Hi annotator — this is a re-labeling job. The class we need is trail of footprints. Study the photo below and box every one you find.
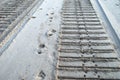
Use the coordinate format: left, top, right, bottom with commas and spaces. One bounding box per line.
56, 0, 120, 80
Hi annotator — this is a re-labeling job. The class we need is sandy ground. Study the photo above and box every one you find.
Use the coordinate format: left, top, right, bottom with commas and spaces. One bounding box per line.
101, 0, 120, 22
0, 0, 120, 80
98, 0, 120, 40
0, 0, 63, 80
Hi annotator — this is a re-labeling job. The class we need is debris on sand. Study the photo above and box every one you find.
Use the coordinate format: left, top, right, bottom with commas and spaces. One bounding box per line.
40, 8, 42, 10
39, 44, 45, 48
31, 16, 36, 18
37, 49, 42, 54
46, 13, 49, 16
38, 70, 46, 79
47, 31, 53, 36
46, 29, 56, 37
49, 17, 53, 19
49, 20, 52, 22
51, 12, 54, 15
35, 70, 46, 80
51, 29, 56, 33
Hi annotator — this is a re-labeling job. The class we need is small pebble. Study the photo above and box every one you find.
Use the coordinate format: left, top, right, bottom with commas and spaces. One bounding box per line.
40, 8, 42, 10
47, 31, 53, 36
52, 29, 56, 33
51, 12, 54, 15
49, 17, 53, 19
37, 49, 42, 54
31, 16, 36, 18
39, 44, 45, 48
